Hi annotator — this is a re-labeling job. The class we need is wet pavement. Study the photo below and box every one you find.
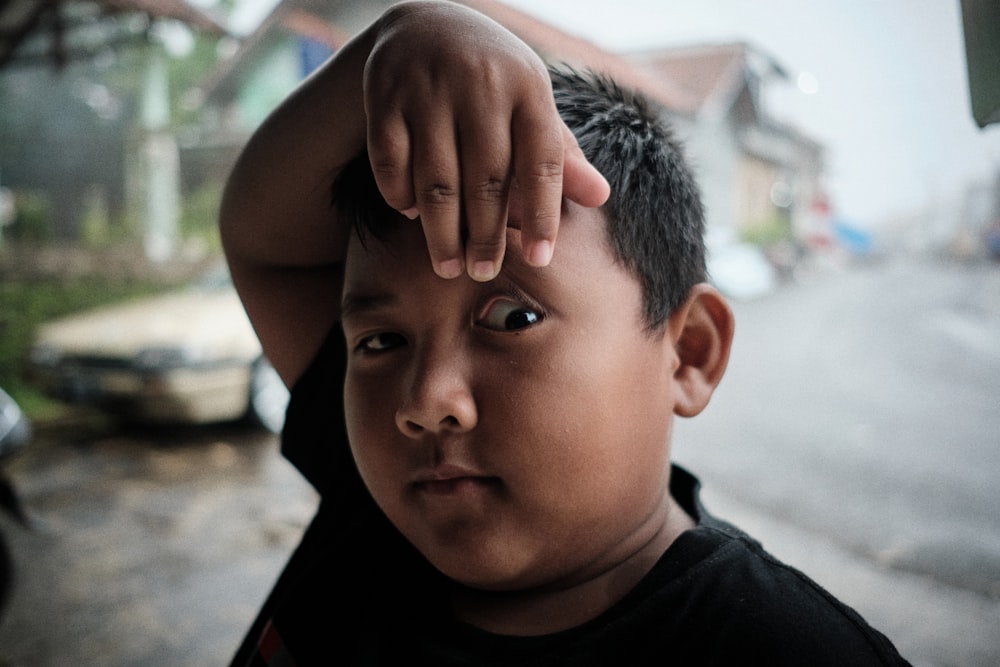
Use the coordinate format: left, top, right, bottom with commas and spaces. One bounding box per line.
0, 414, 318, 666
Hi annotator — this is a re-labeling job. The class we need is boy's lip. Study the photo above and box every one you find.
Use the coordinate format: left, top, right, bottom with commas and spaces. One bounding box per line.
411, 463, 499, 494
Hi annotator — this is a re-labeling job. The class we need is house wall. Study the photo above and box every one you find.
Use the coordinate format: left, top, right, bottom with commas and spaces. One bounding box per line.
675, 112, 742, 246
237, 43, 304, 131
737, 154, 783, 229
740, 123, 823, 240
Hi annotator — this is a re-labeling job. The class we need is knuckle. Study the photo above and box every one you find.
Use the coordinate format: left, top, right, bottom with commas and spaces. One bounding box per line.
530, 160, 563, 182
370, 159, 404, 180
369, 162, 409, 208
465, 233, 504, 255
469, 177, 508, 204
528, 206, 560, 230
420, 182, 459, 207
369, 158, 406, 187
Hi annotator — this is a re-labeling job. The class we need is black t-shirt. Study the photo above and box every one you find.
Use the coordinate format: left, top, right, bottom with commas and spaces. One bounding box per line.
232, 327, 910, 666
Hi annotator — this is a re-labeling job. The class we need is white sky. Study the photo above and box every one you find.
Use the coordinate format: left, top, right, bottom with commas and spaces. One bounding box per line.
502, 0, 1000, 226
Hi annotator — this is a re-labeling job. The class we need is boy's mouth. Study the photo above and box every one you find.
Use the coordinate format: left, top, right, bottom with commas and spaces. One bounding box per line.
411, 464, 500, 496
415, 477, 499, 495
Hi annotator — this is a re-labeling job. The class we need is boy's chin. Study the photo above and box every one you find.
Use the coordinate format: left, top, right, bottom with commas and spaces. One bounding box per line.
426, 550, 551, 594
428, 548, 585, 597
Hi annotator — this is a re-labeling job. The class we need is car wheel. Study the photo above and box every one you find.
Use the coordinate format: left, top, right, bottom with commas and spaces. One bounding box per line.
247, 358, 289, 434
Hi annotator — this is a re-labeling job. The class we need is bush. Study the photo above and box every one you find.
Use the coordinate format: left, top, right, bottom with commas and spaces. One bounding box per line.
0, 277, 169, 418
8, 191, 54, 243
741, 213, 792, 247
179, 182, 223, 251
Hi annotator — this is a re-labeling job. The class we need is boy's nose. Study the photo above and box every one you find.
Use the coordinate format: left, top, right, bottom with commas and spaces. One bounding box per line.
395, 350, 477, 438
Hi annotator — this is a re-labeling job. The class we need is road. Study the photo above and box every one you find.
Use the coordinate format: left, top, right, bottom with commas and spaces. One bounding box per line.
674, 256, 1000, 666
0, 422, 318, 666
0, 256, 997, 666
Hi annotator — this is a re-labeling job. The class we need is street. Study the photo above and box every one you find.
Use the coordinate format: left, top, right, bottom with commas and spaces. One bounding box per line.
0, 422, 318, 666
675, 256, 1000, 665
0, 256, 998, 666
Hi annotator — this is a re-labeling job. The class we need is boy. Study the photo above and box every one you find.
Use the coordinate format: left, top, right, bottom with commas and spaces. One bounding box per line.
221, 2, 909, 664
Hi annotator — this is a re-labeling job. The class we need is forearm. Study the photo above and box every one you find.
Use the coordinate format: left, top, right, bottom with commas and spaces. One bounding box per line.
220, 31, 372, 270
220, 24, 378, 385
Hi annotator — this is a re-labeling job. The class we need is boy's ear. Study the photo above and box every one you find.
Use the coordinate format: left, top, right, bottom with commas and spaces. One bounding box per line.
665, 284, 734, 418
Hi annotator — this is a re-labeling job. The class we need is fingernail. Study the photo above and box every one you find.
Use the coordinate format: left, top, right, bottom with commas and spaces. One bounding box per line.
471, 261, 497, 281
401, 207, 419, 220
528, 240, 553, 266
438, 259, 463, 278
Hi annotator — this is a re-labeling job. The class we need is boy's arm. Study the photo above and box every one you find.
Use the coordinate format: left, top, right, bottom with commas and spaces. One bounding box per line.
220, 1, 608, 386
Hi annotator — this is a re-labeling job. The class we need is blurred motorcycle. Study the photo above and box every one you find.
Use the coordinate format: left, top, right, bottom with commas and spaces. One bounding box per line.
0, 387, 31, 619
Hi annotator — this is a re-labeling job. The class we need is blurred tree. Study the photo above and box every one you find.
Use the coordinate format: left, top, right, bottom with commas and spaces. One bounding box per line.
0, 5, 229, 248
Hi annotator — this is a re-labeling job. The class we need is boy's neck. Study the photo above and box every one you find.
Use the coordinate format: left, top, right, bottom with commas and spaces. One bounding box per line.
449, 497, 695, 637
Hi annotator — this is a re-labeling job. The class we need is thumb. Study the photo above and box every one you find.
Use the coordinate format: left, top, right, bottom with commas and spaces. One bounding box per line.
560, 125, 609, 208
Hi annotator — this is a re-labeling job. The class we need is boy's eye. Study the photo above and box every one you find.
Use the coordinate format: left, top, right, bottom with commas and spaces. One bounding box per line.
357, 332, 406, 352
477, 298, 542, 332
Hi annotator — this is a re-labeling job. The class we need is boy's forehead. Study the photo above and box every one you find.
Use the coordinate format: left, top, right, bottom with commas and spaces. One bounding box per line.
346, 222, 530, 276
342, 202, 618, 298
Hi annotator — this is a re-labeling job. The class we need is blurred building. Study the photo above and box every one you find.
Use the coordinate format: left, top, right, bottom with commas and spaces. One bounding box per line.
193, 0, 826, 254
0, 0, 227, 259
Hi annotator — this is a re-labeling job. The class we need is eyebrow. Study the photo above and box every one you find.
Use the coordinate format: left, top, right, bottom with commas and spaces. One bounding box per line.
340, 290, 399, 321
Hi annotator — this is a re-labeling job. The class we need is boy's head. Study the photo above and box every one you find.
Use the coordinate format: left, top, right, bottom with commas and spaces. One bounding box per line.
334, 69, 732, 620
339, 67, 707, 334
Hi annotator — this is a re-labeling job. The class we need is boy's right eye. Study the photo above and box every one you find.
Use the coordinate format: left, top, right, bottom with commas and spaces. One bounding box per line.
357, 332, 406, 353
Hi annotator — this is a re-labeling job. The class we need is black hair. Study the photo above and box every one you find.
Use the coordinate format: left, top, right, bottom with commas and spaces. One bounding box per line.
334, 67, 706, 330
550, 67, 705, 329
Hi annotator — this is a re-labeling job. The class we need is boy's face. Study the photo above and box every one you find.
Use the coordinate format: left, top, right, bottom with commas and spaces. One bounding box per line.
341, 204, 683, 592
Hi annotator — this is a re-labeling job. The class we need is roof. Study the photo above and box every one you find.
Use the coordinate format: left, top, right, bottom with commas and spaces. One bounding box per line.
0, 0, 227, 69
630, 42, 788, 118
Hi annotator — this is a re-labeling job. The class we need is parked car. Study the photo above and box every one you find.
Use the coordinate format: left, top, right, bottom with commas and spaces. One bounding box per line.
0, 386, 32, 620
707, 242, 778, 301
0, 387, 30, 461
28, 266, 288, 433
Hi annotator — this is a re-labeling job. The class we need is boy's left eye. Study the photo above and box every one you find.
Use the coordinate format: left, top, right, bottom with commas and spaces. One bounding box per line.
477, 298, 542, 332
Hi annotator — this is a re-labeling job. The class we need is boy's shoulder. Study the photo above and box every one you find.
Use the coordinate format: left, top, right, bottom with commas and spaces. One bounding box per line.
546, 466, 912, 665
619, 496, 909, 664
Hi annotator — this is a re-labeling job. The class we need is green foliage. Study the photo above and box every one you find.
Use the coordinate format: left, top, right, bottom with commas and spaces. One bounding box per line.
179, 181, 224, 250
6, 191, 55, 243
80, 186, 112, 248
168, 31, 227, 126
0, 278, 169, 418
741, 213, 793, 247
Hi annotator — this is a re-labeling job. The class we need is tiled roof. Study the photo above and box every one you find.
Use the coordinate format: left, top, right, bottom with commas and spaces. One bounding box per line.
629, 43, 749, 113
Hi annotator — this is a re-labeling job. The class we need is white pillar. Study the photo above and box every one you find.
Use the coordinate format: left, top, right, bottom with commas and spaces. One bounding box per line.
141, 47, 180, 263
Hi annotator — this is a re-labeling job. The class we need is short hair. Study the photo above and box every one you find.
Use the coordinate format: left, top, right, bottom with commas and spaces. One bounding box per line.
334, 67, 706, 330
550, 67, 705, 329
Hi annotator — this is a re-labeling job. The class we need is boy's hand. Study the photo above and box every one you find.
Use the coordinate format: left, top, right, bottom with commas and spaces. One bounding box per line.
364, 1, 609, 281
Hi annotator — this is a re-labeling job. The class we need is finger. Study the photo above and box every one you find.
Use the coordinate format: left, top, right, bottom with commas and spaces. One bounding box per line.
560, 124, 610, 208
461, 125, 512, 281
367, 108, 416, 215
511, 104, 565, 267
410, 123, 465, 279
